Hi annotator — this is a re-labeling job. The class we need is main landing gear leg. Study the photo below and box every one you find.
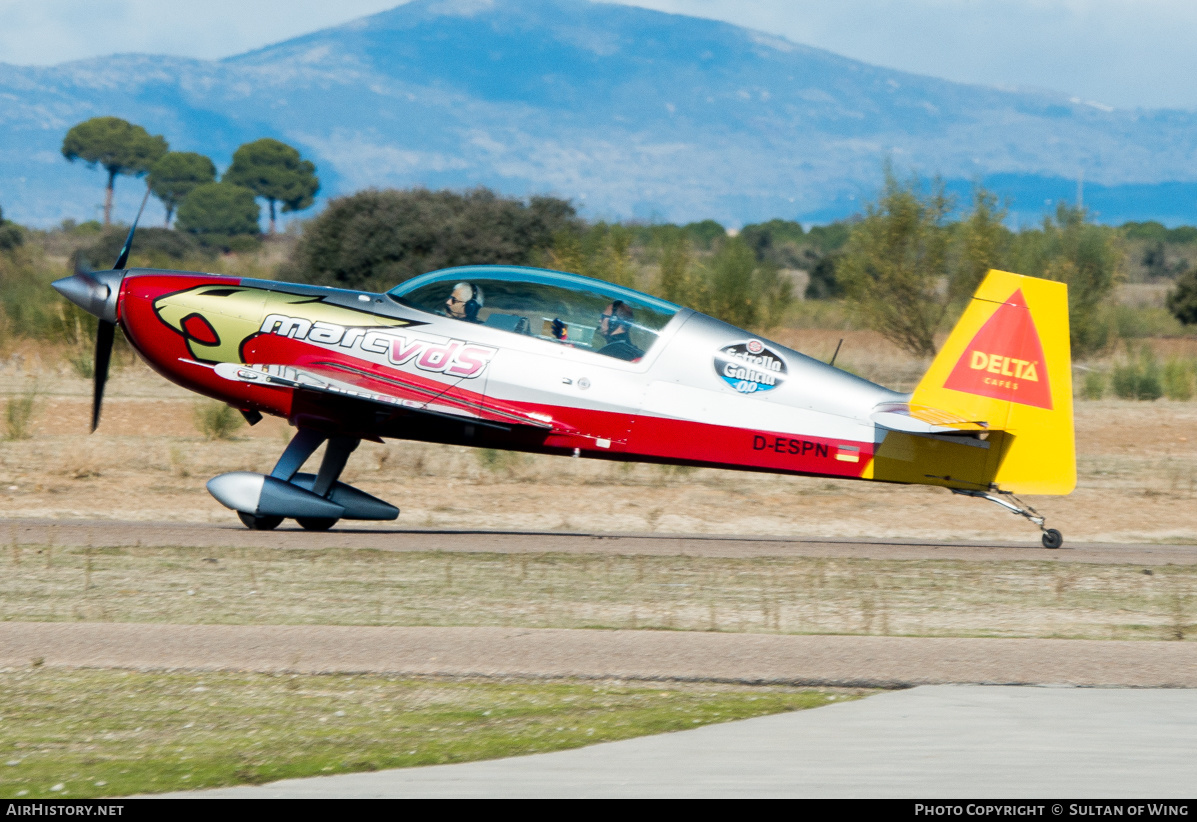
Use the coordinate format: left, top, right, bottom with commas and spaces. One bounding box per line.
295, 436, 360, 531
952, 488, 1063, 549
271, 428, 327, 482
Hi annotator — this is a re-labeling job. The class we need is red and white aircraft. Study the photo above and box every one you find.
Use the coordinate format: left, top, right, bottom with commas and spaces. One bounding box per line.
55, 218, 1076, 546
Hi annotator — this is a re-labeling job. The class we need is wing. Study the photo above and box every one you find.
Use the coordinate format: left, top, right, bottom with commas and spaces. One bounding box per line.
213, 361, 566, 433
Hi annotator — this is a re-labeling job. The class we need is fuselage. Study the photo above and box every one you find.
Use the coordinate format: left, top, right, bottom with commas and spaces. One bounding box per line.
118, 264, 906, 480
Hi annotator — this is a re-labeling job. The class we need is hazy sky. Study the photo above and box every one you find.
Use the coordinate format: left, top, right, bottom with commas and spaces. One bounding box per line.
1, 0, 1195, 110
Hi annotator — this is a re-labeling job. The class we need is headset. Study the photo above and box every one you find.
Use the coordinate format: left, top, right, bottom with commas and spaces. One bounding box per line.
454, 282, 484, 322
605, 299, 632, 336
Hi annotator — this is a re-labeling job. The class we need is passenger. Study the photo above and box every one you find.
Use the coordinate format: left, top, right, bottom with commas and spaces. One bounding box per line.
594, 300, 643, 361
442, 282, 483, 323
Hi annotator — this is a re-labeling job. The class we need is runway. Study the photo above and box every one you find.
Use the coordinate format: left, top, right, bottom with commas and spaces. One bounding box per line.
6, 517, 1197, 564
174, 685, 1197, 798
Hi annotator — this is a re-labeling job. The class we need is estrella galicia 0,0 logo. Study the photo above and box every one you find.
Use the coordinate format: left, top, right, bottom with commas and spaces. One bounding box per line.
714, 340, 787, 393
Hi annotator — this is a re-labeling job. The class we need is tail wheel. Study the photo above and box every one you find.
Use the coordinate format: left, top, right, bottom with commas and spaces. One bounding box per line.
1041, 528, 1063, 549
297, 517, 339, 532
238, 512, 283, 531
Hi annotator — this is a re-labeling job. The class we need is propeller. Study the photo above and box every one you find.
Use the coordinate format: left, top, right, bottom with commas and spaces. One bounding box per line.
53, 187, 151, 431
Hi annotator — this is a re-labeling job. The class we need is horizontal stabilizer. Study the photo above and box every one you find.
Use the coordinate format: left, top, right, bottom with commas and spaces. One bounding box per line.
870, 402, 989, 436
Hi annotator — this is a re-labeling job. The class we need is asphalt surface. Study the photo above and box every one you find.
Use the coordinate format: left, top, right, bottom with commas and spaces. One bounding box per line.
5, 623, 1197, 688
6, 517, 1197, 564
175, 685, 1197, 798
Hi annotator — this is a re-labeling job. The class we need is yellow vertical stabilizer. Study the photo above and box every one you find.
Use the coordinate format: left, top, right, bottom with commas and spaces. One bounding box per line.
908, 269, 1076, 495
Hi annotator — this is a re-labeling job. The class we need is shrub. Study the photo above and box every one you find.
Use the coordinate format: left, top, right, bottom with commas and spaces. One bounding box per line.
193, 401, 244, 440
0, 247, 72, 342
75, 226, 208, 270
475, 447, 528, 476
1114, 304, 1185, 339
1163, 359, 1195, 401
1081, 370, 1106, 400
1110, 347, 1163, 400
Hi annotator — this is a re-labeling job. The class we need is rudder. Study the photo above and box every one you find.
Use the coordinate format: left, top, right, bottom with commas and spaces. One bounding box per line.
911, 269, 1075, 495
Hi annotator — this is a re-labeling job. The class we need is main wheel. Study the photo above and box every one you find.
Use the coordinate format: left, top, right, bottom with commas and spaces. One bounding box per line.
1041, 528, 1063, 549
238, 512, 284, 531
296, 517, 339, 532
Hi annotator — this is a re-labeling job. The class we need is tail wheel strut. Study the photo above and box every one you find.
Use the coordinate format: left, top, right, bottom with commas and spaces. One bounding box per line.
952, 488, 1064, 549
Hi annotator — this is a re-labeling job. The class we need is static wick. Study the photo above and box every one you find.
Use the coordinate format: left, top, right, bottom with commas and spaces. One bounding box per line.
829, 338, 844, 368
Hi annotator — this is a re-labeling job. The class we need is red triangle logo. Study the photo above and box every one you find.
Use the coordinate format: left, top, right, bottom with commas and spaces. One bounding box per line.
943, 290, 1053, 410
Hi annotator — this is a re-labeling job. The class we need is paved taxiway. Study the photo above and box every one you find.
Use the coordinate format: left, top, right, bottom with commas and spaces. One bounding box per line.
174, 685, 1197, 798
7, 518, 1197, 564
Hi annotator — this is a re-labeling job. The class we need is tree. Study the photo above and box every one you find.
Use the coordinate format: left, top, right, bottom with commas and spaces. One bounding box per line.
0, 206, 22, 251
224, 138, 319, 234
583, 223, 635, 288
804, 255, 842, 299
952, 188, 1010, 304
148, 152, 217, 227
1167, 268, 1197, 326
655, 228, 693, 305
740, 219, 806, 267
175, 182, 261, 245
698, 236, 792, 330
681, 220, 726, 250
290, 188, 579, 291
1007, 203, 1123, 357
836, 168, 955, 357
61, 117, 167, 226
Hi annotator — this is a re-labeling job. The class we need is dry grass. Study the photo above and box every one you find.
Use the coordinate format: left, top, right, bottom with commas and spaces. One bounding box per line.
0, 544, 1193, 641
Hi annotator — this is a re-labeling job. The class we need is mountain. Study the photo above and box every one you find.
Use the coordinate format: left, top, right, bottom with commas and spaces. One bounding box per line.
3, 0, 1197, 228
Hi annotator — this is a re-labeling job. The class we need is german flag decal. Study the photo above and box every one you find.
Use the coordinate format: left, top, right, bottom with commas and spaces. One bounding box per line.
943, 289, 1053, 410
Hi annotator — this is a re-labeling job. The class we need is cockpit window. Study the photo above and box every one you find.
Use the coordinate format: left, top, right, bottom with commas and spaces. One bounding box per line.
388, 266, 680, 361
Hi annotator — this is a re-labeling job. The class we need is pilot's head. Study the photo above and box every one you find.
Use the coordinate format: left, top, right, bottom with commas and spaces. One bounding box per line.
445, 282, 483, 321
598, 300, 633, 341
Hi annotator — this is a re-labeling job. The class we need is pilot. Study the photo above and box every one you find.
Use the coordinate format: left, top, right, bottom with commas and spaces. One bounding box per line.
443, 282, 483, 323
595, 300, 643, 361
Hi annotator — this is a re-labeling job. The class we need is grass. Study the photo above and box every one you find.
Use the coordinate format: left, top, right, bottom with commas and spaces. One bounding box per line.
1, 545, 1194, 641
3, 383, 37, 440
0, 668, 849, 798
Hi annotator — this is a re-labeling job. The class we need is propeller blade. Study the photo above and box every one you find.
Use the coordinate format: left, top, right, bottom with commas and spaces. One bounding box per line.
112, 187, 151, 271
92, 319, 115, 432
